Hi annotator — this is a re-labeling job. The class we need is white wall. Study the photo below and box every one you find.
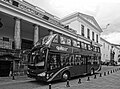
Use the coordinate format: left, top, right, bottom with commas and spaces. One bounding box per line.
100, 38, 111, 62
61, 17, 101, 45
114, 47, 120, 62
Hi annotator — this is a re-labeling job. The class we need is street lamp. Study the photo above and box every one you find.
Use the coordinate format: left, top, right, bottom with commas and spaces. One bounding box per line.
102, 24, 110, 30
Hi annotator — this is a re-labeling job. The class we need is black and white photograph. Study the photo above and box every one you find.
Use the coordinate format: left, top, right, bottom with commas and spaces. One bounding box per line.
0, 0, 120, 89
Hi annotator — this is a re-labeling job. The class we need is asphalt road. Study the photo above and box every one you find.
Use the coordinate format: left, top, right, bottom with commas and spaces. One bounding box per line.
0, 65, 119, 89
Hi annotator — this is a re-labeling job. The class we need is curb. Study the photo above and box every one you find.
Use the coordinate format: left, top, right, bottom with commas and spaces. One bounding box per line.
0, 76, 34, 85
0, 79, 34, 86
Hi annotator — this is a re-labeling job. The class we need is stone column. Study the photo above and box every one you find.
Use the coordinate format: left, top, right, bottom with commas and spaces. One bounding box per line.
33, 24, 39, 46
14, 17, 21, 49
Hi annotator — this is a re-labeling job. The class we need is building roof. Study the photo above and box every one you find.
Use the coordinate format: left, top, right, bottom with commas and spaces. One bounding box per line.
100, 37, 111, 45
60, 12, 103, 33
100, 37, 120, 50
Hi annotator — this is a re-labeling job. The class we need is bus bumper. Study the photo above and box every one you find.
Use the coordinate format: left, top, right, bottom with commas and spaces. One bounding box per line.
27, 73, 47, 81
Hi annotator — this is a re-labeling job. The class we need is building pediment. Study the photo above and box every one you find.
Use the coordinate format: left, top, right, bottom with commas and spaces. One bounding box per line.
61, 12, 102, 32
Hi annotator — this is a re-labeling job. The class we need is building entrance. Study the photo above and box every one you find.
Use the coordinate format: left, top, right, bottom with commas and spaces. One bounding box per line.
21, 39, 33, 50
0, 61, 11, 77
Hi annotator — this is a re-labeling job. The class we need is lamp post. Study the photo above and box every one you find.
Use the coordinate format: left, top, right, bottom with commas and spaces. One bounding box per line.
102, 24, 110, 30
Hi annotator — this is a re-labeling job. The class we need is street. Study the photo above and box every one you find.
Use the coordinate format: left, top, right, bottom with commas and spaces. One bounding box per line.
0, 65, 120, 89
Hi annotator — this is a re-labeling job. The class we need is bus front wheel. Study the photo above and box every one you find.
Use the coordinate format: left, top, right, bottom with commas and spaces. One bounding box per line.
61, 71, 70, 81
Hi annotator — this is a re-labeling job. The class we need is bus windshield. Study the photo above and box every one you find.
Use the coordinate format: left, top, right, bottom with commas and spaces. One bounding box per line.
28, 34, 57, 68
28, 49, 46, 68
42, 34, 56, 45
35, 34, 57, 46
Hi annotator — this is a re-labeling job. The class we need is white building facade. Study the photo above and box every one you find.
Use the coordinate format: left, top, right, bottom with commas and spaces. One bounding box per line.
113, 45, 120, 62
60, 12, 102, 46
100, 37, 120, 63
100, 38, 111, 62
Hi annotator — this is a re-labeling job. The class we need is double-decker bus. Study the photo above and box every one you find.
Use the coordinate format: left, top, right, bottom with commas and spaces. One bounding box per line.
27, 34, 101, 82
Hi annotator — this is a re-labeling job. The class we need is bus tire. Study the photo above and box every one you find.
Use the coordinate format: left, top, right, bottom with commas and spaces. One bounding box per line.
61, 71, 70, 81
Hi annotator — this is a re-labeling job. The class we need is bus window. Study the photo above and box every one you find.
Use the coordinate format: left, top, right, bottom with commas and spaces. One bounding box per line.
74, 55, 81, 65
60, 36, 66, 44
88, 44, 91, 50
77, 42, 80, 48
48, 54, 60, 70
81, 42, 85, 49
70, 55, 74, 65
92, 46, 95, 51
53, 35, 58, 43
66, 38, 71, 46
93, 55, 97, 64
73, 40, 77, 47
60, 54, 69, 66
85, 44, 88, 50
81, 55, 86, 65
87, 56, 91, 65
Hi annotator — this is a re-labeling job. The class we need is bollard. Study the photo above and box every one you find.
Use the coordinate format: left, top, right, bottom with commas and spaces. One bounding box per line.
113, 69, 114, 73
12, 73, 15, 80
104, 72, 106, 76
66, 80, 70, 87
78, 78, 81, 84
87, 76, 90, 81
107, 71, 109, 75
94, 74, 97, 79
111, 70, 112, 73
12, 75, 15, 80
99, 73, 102, 77
49, 84, 51, 89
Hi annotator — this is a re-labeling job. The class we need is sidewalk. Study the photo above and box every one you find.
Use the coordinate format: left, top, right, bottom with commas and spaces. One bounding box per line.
34, 67, 120, 89
0, 75, 33, 85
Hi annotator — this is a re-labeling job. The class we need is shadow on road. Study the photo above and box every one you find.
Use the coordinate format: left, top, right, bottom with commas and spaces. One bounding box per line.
27, 73, 99, 85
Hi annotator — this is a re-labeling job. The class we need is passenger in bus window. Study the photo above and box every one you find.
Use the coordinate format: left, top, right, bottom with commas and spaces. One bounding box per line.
52, 55, 57, 68
49, 55, 56, 70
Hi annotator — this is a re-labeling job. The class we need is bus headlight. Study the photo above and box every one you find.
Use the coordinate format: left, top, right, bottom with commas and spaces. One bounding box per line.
27, 71, 29, 74
37, 72, 46, 76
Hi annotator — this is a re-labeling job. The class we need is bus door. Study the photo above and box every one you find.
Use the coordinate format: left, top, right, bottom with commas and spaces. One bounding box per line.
81, 55, 87, 74
86, 56, 92, 73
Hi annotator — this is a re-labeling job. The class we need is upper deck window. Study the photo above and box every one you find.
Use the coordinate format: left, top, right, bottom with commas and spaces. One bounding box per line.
60, 36, 71, 46
81, 42, 85, 49
88, 44, 91, 50
53, 35, 58, 43
84, 43, 88, 50
60, 36, 66, 44
73, 40, 77, 47
66, 38, 71, 46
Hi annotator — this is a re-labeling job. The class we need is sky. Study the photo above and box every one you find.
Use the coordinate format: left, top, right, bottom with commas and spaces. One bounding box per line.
25, 0, 120, 44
